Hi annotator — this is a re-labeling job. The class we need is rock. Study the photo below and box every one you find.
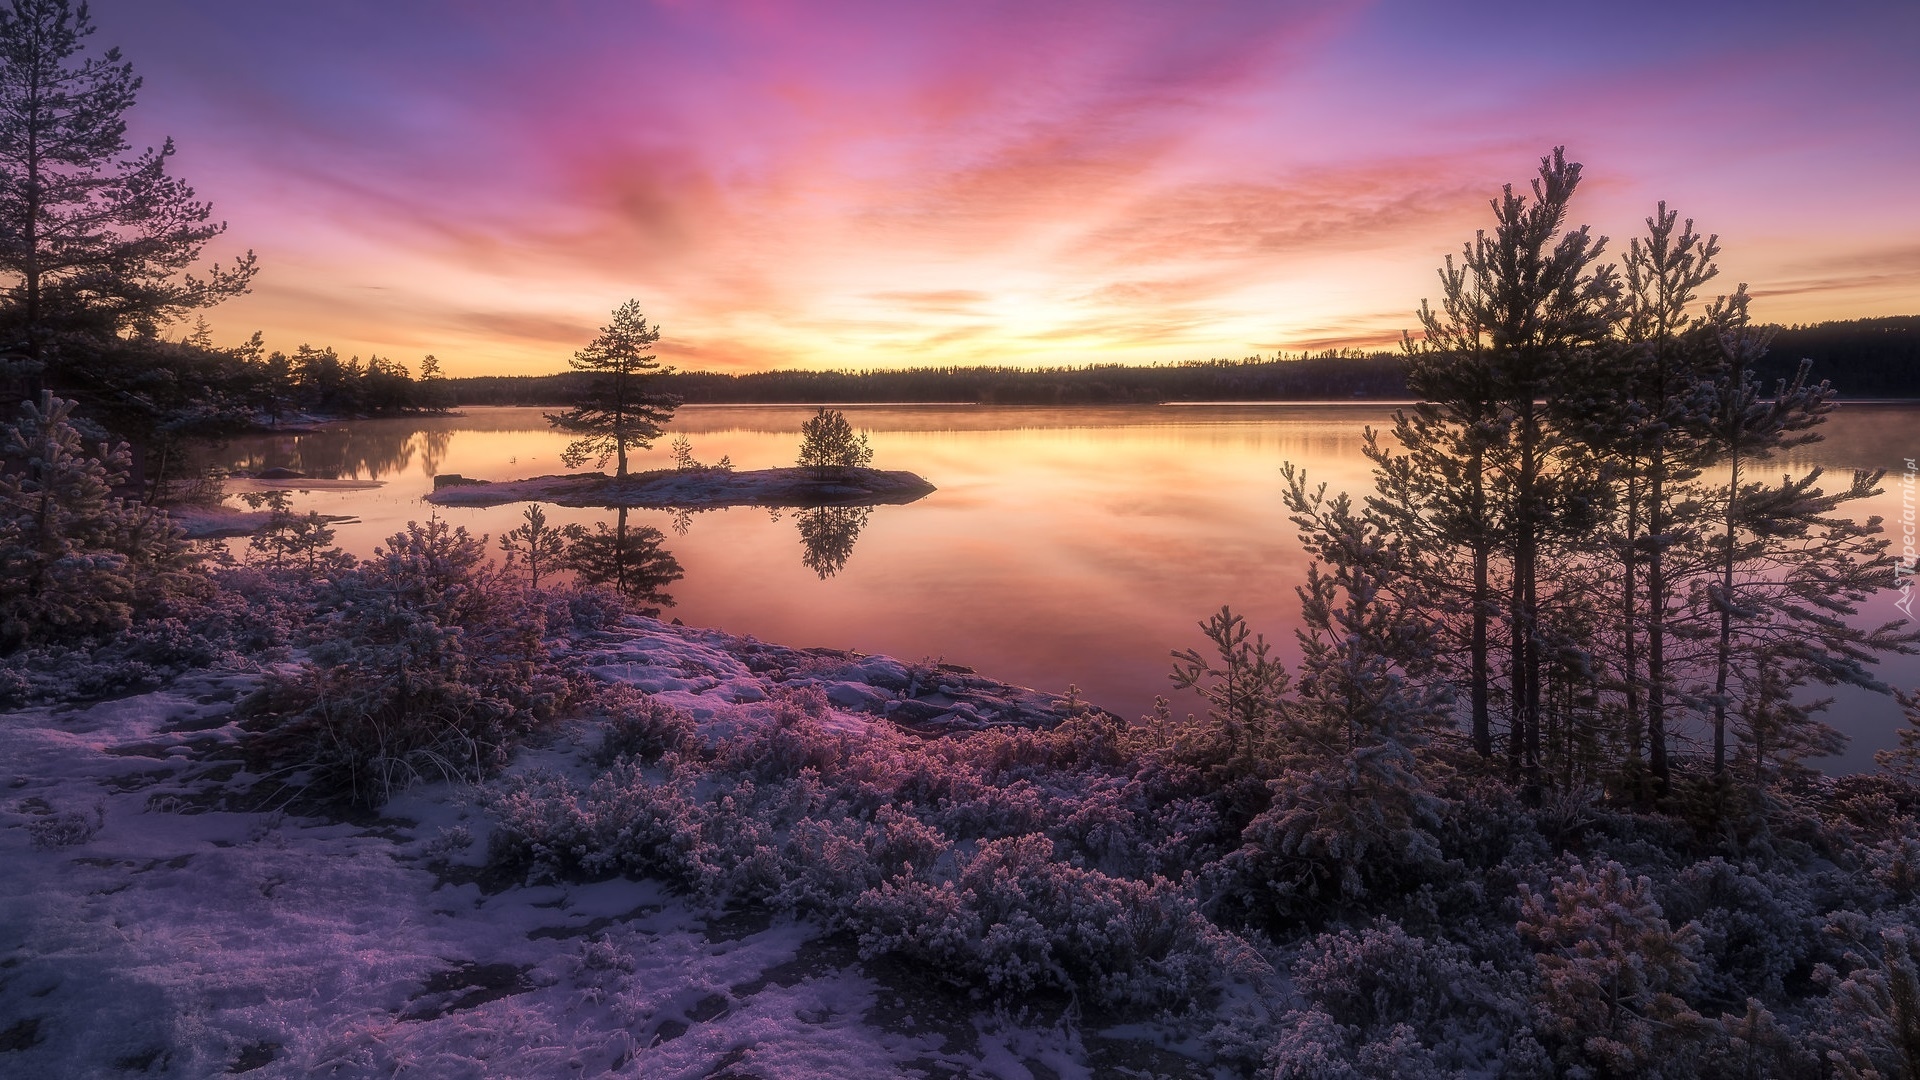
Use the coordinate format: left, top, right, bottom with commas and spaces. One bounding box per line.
434, 473, 487, 489
254, 467, 305, 480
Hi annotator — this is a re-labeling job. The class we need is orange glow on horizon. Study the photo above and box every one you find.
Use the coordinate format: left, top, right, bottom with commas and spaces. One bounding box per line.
90, 1, 1920, 377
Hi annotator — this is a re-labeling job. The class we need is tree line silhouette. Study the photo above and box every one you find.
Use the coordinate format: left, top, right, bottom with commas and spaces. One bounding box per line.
442, 319, 1919, 407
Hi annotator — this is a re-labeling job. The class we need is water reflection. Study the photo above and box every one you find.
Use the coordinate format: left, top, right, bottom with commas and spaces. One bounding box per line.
205, 404, 1920, 774
208, 422, 453, 480
795, 505, 871, 579
561, 507, 684, 613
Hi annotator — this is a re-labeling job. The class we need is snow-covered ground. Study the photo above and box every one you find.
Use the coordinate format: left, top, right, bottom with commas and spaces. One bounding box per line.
0, 619, 1211, 1079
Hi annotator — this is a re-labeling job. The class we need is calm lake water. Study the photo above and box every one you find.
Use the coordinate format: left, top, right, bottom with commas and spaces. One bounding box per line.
213, 403, 1920, 773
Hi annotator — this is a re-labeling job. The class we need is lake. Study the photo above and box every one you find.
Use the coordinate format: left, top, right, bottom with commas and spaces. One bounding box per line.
212, 403, 1920, 773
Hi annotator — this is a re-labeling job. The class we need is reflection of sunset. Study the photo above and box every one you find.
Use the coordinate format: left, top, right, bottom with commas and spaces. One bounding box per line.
97, 2, 1920, 375
213, 403, 1920, 774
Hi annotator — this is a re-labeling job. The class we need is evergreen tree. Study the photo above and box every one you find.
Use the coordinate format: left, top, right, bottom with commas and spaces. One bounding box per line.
0, 0, 254, 370
1377, 148, 1620, 785
1586, 205, 1724, 791
547, 300, 678, 478
1209, 476, 1452, 910
796, 407, 873, 480
1518, 860, 1708, 1076
1170, 605, 1291, 770
497, 502, 567, 589
1695, 291, 1911, 778
0, 391, 183, 649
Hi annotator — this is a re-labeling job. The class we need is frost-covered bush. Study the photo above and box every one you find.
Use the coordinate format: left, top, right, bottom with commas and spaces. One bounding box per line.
1809, 919, 1920, 1079
849, 833, 1230, 1008
26, 801, 104, 850
588, 683, 696, 765
244, 519, 562, 804
1289, 920, 1528, 1053
0, 393, 194, 653
1664, 858, 1820, 1007
1518, 859, 1710, 1078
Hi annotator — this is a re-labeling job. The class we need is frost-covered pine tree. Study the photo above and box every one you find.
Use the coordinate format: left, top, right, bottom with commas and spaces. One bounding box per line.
1518, 859, 1708, 1077
1168, 604, 1290, 769
497, 502, 567, 589
0, 392, 183, 650
1220, 473, 1453, 905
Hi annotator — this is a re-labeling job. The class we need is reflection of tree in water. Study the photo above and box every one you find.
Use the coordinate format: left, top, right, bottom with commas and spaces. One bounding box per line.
207, 423, 454, 480
560, 507, 684, 612
796, 505, 870, 579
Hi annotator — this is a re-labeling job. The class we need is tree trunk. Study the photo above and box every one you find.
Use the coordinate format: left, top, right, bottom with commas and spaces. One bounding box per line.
1470, 445, 1492, 759
1647, 448, 1669, 792
1713, 449, 1741, 777
1622, 464, 1643, 786
1517, 395, 1543, 791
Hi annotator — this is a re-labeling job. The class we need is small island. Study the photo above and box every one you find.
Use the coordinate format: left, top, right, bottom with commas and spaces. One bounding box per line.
425, 465, 937, 509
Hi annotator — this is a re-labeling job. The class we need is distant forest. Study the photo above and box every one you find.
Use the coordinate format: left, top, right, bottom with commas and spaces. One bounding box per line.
447, 316, 1920, 406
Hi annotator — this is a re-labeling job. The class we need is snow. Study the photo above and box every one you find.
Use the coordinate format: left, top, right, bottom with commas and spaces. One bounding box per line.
0, 628, 1198, 1078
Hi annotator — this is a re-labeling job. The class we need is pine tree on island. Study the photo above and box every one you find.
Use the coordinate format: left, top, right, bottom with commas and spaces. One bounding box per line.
796, 407, 872, 481
547, 300, 679, 479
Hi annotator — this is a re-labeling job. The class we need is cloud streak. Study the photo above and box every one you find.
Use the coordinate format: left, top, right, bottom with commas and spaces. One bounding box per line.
83, 0, 1920, 374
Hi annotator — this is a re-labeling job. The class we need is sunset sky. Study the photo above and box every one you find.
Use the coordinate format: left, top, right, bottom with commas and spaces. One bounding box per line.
93, 1, 1920, 377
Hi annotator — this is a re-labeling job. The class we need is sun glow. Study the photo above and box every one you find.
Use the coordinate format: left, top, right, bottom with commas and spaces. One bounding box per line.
90, 0, 1920, 376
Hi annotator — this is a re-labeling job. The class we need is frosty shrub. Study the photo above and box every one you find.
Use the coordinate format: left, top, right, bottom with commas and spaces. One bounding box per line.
1518, 859, 1709, 1077
1290, 920, 1528, 1053
27, 802, 104, 850
1811, 921, 1920, 1079
481, 680, 1267, 1012
244, 519, 561, 804
0, 393, 190, 652
588, 682, 697, 765
849, 832, 1229, 1008
1663, 858, 1819, 1007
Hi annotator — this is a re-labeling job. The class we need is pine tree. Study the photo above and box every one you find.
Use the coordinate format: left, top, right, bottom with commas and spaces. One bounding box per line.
547, 300, 678, 478
1565, 204, 1724, 793
1695, 290, 1913, 778
1250, 472, 1454, 900
796, 407, 872, 480
497, 502, 567, 589
0, 0, 254, 369
0, 391, 182, 649
1380, 148, 1621, 785
1518, 860, 1708, 1076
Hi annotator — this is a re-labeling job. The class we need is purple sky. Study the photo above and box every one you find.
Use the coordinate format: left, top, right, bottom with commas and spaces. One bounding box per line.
87, 0, 1920, 375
